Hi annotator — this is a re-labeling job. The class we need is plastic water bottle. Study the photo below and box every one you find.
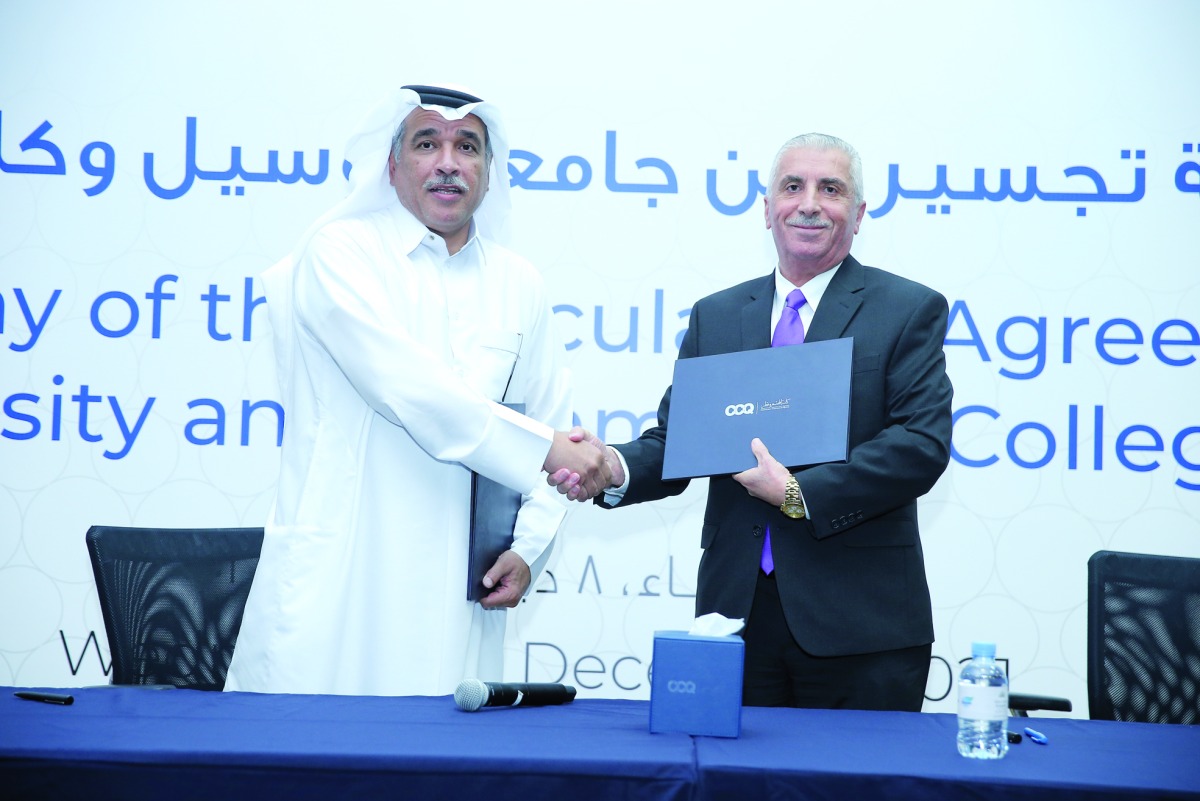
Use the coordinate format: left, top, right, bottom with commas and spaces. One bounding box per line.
956, 641, 1009, 759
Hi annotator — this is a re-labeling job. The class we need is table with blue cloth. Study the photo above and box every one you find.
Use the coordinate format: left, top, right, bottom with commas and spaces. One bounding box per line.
2, 686, 1198, 800
702, 706, 1199, 800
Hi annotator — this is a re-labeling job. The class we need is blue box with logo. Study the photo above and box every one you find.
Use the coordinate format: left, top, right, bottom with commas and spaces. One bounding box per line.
649, 630, 744, 738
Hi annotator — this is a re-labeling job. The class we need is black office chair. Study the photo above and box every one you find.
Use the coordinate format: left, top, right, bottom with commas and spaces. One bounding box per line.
1010, 549, 1200, 723
86, 525, 264, 690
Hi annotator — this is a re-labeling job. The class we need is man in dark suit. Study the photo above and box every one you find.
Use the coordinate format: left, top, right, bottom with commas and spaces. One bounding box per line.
554, 132, 952, 710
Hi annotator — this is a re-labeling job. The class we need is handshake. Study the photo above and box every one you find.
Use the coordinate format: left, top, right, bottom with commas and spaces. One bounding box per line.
542, 429, 790, 508
542, 427, 624, 502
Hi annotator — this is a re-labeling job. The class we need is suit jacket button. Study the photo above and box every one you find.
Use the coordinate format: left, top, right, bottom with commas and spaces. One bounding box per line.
752, 525, 764, 538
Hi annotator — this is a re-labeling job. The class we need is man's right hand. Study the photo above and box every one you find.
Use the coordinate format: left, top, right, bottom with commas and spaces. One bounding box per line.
544, 427, 611, 501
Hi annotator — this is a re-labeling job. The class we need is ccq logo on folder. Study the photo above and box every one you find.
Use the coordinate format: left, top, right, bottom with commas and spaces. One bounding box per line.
661, 337, 853, 480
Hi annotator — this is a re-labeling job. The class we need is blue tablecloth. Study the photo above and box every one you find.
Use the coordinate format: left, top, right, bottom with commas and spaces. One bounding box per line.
3, 686, 1198, 800
698, 706, 1200, 800
1, 687, 694, 801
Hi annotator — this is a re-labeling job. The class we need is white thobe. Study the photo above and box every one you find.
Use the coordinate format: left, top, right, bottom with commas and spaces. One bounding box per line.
225, 203, 570, 696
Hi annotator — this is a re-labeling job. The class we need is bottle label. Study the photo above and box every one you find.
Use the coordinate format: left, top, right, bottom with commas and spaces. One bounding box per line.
957, 682, 1008, 721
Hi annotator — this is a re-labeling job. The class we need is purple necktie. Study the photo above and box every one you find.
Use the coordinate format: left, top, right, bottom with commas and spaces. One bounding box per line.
762, 288, 806, 575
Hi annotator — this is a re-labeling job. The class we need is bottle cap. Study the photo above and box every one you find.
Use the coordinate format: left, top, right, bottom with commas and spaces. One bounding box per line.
970, 641, 997, 658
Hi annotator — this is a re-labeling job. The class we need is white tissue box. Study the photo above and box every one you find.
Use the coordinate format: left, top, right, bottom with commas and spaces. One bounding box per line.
649, 630, 744, 738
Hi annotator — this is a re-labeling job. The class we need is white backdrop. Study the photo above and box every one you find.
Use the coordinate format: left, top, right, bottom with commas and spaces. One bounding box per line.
2, 0, 1198, 716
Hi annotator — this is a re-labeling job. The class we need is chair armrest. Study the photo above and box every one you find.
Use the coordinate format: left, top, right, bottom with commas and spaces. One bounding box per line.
1008, 692, 1073, 716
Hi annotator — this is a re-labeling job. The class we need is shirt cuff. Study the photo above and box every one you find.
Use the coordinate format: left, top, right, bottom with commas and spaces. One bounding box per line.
601, 447, 632, 506
465, 402, 554, 496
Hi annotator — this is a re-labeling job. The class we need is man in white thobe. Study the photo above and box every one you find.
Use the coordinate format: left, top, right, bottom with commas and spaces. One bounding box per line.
225, 84, 607, 696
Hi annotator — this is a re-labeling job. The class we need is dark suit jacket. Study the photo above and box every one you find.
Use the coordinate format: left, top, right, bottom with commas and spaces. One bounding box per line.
605, 255, 953, 657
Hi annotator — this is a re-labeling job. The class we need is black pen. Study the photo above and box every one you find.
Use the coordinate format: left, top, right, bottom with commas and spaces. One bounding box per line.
14, 691, 74, 705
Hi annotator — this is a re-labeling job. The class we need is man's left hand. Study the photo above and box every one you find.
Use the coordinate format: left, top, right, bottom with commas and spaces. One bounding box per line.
733, 437, 791, 506
479, 550, 531, 609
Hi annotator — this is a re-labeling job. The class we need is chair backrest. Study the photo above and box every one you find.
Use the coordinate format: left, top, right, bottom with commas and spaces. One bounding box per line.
86, 525, 264, 690
1088, 550, 1200, 723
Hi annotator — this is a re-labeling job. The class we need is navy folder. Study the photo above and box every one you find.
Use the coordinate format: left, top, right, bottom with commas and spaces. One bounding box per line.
467, 402, 525, 601
661, 338, 853, 480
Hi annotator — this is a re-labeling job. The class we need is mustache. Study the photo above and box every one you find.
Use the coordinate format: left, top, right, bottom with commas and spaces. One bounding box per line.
424, 175, 470, 192
786, 214, 830, 227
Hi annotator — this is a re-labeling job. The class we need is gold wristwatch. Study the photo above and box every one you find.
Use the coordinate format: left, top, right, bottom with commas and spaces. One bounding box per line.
780, 475, 806, 519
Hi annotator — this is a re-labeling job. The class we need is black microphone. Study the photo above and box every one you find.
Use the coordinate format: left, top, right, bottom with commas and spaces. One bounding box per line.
454, 679, 576, 711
